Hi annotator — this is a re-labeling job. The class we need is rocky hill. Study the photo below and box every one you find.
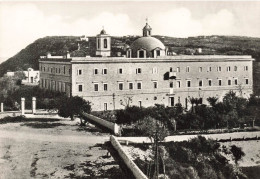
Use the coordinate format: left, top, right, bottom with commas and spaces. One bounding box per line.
0, 35, 260, 77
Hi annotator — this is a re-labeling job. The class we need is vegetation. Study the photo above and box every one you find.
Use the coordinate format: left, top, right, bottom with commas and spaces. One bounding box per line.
134, 136, 247, 179
57, 96, 91, 124
1, 35, 260, 78
115, 91, 260, 136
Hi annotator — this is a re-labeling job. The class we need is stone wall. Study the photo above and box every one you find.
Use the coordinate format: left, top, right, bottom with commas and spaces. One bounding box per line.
81, 112, 120, 135
110, 135, 148, 179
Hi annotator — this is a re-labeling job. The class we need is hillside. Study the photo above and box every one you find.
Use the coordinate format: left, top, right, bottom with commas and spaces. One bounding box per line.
0, 35, 260, 77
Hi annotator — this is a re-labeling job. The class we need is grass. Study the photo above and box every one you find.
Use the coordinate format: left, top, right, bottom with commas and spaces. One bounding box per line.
0, 116, 61, 124
20, 122, 67, 128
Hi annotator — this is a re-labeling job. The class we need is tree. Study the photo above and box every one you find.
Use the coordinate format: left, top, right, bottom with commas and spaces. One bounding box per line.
136, 116, 169, 178
57, 96, 91, 125
230, 145, 245, 165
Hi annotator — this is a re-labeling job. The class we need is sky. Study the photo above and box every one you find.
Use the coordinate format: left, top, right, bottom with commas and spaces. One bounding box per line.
0, 1, 260, 63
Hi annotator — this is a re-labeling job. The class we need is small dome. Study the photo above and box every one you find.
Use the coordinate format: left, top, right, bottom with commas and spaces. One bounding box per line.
130, 36, 165, 52
100, 29, 106, 35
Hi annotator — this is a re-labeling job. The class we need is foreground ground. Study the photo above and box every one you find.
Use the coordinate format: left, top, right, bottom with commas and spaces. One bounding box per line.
0, 115, 125, 178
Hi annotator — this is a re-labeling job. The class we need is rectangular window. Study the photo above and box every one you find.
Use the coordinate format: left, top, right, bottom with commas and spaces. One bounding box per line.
94, 84, 98, 91
59, 68, 61, 74
77, 69, 82, 75
104, 103, 108, 111
138, 101, 142, 108
153, 81, 158, 89
217, 66, 221, 72
235, 79, 238, 85
177, 81, 181, 88
104, 83, 108, 91
186, 66, 190, 72
170, 82, 173, 88
119, 83, 123, 90
78, 84, 83, 92
199, 67, 202, 72
208, 79, 212, 86
227, 66, 231, 72
177, 67, 180, 72
43, 67, 45, 72
245, 79, 249, 85
228, 79, 231, 85
199, 80, 203, 87
187, 80, 191, 87
118, 68, 123, 74
137, 82, 142, 89
136, 68, 142, 74
56, 68, 58, 73
244, 66, 248, 71
129, 82, 133, 90
64, 66, 65, 74
208, 66, 212, 72
152, 67, 158, 74
234, 66, 237, 71
103, 68, 107, 75
94, 69, 98, 75
218, 79, 222, 86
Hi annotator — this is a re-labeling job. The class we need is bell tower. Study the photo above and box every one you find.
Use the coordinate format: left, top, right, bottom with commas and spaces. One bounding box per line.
143, 18, 152, 37
96, 27, 111, 57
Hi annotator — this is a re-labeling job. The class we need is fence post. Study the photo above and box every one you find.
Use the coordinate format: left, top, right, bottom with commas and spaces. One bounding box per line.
32, 97, 36, 114
0, 102, 3, 112
21, 98, 25, 115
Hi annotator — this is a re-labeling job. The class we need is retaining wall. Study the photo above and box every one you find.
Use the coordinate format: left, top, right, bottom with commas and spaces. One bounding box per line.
81, 112, 120, 135
110, 135, 148, 179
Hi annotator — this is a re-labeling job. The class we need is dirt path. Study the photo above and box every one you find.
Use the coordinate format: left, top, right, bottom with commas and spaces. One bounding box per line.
0, 117, 125, 178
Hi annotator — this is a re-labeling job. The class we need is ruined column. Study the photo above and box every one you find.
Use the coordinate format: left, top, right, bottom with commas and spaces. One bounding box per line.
21, 98, 25, 115
1, 102, 3, 112
32, 97, 36, 114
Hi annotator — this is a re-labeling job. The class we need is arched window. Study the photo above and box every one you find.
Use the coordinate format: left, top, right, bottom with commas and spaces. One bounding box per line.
139, 50, 144, 58
104, 39, 107, 48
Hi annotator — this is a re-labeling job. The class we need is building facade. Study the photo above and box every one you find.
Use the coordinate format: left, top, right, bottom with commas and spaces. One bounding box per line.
6, 68, 40, 85
39, 23, 254, 111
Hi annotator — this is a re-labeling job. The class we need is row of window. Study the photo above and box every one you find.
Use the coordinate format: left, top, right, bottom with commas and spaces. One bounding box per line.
170, 65, 248, 73
78, 81, 147, 92
41, 66, 71, 75
172, 78, 249, 88
76, 65, 249, 76
77, 78, 249, 92
41, 79, 67, 92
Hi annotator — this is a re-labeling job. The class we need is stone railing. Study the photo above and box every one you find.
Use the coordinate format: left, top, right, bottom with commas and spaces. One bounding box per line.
110, 135, 148, 179
81, 112, 120, 135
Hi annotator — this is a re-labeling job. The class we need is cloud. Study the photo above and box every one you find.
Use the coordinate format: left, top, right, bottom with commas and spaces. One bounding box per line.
151, 8, 237, 37
202, 9, 237, 36
0, 3, 134, 60
152, 8, 202, 37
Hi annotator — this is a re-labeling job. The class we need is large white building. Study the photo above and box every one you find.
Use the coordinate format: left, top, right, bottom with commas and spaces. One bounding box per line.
39, 22, 254, 111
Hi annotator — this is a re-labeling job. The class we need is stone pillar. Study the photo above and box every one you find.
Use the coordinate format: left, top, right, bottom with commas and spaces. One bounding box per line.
21, 98, 25, 115
32, 97, 36, 114
1, 102, 3, 112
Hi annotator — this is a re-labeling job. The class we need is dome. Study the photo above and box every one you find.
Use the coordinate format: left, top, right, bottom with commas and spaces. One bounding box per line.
130, 36, 165, 52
